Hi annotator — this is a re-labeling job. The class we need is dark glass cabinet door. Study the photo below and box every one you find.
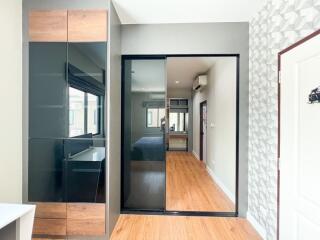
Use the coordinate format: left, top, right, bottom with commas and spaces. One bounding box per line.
29, 43, 68, 202
122, 58, 166, 210
28, 42, 107, 204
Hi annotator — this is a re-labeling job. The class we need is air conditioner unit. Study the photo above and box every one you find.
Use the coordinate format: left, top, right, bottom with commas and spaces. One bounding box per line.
193, 75, 207, 91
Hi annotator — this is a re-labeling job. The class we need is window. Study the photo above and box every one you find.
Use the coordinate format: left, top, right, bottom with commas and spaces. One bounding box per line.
69, 87, 85, 137
69, 87, 100, 137
147, 108, 165, 128
87, 93, 99, 135
169, 112, 188, 132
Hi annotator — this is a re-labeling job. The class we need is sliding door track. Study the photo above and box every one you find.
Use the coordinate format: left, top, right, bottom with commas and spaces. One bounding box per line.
121, 209, 238, 218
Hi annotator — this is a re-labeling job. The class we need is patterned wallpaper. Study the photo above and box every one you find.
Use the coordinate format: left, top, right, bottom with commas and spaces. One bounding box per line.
248, 0, 320, 239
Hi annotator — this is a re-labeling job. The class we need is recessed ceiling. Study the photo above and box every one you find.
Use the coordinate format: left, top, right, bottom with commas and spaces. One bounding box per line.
167, 57, 217, 90
113, 0, 266, 24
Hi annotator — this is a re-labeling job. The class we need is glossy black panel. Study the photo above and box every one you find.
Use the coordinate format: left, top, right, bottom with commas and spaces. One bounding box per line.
28, 138, 64, 202
64, 138, 106, 203
29, 43, 68, 138
28, 42, 107, 204
122, 59, 166, 210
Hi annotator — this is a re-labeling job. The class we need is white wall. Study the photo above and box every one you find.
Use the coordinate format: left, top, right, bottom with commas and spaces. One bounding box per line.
0, 0, 22, 203
248, 1, 320, 239
193, 58, 237, 201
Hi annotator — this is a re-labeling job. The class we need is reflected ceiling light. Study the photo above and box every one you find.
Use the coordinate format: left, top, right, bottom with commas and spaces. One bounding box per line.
175, 81, 180, 84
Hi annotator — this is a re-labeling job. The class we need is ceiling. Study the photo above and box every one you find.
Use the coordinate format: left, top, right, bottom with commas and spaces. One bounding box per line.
167, 57, 217, 90
74, 43, 106, 69
131, 59, 166, 92
113, 0, 266, 24
130, 57, 224, 92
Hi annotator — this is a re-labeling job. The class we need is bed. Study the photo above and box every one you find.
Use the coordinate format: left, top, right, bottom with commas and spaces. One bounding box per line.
132, 136, 165, 161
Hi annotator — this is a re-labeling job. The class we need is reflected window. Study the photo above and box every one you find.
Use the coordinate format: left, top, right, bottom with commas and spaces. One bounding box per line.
147, 108, 165, 128
69, 87, 85, 137
69, 87, 100, 137
169, 112, 188, 132
87, 93, 99, 135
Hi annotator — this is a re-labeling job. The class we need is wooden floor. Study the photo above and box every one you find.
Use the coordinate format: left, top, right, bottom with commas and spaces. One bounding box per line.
166, 151, 234, 212
110, 214, 261, 240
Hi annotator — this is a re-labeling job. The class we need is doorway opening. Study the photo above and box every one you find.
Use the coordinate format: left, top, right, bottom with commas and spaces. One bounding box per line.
121, 54, 239, 217
200, 100, 207, 162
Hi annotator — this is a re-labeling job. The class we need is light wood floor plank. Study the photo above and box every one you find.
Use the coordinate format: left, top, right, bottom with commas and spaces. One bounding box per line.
166, 151, 234, 212
110, 214, 261, 240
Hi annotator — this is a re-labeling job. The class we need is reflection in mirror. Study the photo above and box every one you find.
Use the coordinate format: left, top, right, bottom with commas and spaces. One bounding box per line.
169, 111, 189, 132
65, 42, 106, 204
28, 41, 106, 237
122, 59, 166, 210
166, 57, 237, 213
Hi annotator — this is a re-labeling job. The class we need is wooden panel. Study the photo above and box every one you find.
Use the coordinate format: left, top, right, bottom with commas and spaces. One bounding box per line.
29, 10, 68, 42
67, 203, 106, 236
111, 215, 262, 240
35, 202, 66, 219
68, 10, 107, 42
67, 203, 105, 219
33, 218, 66, 236
166, 151, 235, 212
67, 219, 105, 236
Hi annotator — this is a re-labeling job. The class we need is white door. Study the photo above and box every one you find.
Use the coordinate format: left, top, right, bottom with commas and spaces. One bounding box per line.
280, 32, 320, 240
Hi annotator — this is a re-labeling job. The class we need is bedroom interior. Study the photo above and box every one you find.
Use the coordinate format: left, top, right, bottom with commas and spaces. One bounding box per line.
5, 1, 320, 239
121, 55, 238, 214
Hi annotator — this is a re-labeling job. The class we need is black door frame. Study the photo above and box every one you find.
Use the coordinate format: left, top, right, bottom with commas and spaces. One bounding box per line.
121, 54, 240, 218
200, 100, 207, 161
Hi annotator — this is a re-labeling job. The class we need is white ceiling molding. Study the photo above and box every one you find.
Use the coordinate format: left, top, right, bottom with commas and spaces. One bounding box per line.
112, 0, 267, 24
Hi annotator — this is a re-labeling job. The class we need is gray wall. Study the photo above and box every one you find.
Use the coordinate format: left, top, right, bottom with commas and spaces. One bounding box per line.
23, 0, 107, 9
121, 23, 249, 216
107, 1, 122, 237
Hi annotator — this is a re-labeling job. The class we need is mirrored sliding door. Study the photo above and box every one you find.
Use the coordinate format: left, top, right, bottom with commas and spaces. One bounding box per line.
122, 58, 166, 210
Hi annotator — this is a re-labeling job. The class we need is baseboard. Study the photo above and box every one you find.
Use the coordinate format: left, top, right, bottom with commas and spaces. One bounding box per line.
192, 150, 200, 160
246, 212, 266, 240
206, 166, 235, 204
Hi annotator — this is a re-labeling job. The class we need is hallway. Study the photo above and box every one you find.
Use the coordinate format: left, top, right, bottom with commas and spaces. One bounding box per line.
110, 214, 261, 240
166, 151, 234, 212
